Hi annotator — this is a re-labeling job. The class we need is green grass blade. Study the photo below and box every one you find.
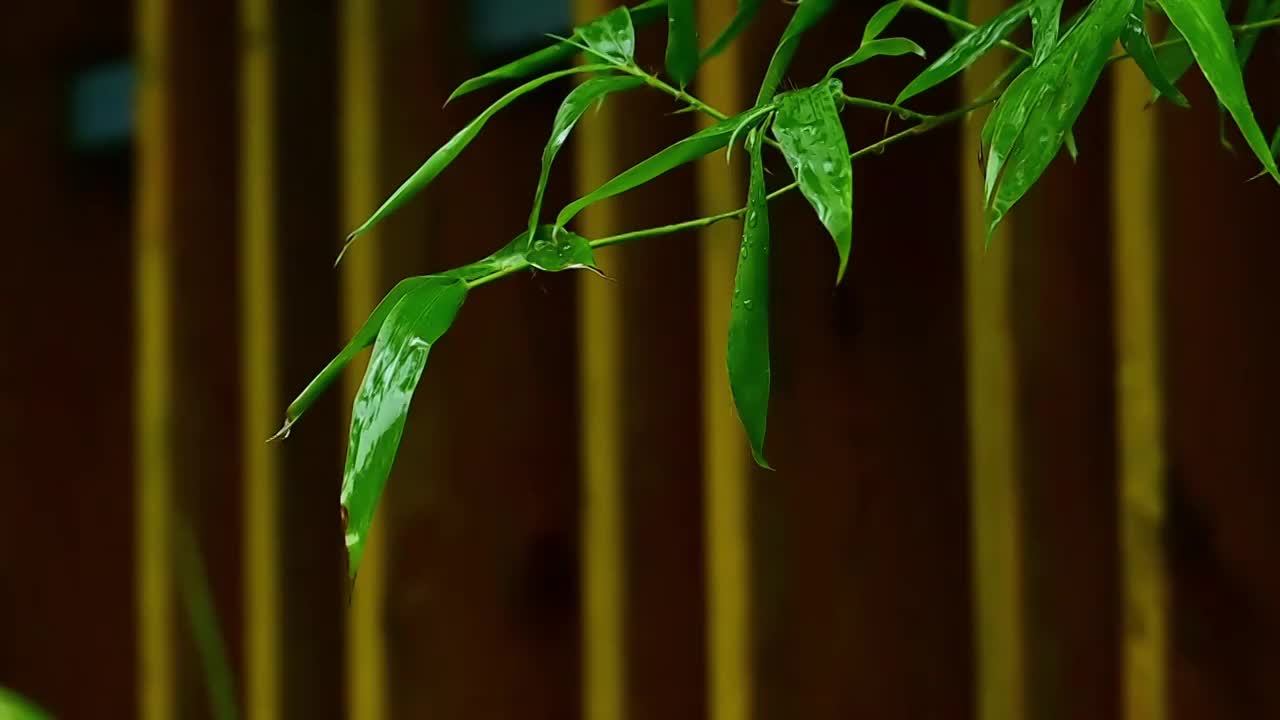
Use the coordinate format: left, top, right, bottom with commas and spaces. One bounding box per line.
1121, 0, 1191, 107
665, 0, 699, 87
895, 0, 1031, 105
342, 278, 468, 579
703, 0, 764, 61
728, 128, 772, 469
756, 0, 836, 106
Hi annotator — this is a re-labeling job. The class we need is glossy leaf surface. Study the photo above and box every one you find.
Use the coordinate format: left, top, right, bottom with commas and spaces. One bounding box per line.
1157, 0, 1280, 180
772, 81, 853, 282
529, 75, 644, 238
0, 689, 49, 720
446, 0, 666, 102
342, 278, 468, 578
1030, 0, 1063, 65
864, 1, 905, 43
728, 129, 772, 468
666, 0, 699, 86
756, 0, 836, 105
983, 0, 1129, 236
343, 64, 611, 257
453, 226, 600, 282
827, 37, 926, 78
703, 0, 764, 61
1150, 0, 1231, 103
557, 115, 740, 227
578, 5, 638, 64
1121, 1, 1191, 107
895, 0, 1030, 105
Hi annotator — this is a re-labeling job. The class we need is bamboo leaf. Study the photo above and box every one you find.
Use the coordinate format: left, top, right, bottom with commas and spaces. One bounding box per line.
446, 0, 667, 102
704, 0, 765, 61
529, 76, 644, 238
666, 0, 699, 87
453, 226, 601, 281
1121, 0, 1191, 107
578, 5, 639, 64
948, 0, 969, 38
984, 0, 1130, 237
895, 0, 1031, 105
0, 689, 49, 720
772, 81, 853, 282
1271, 123, 1280, 158
1150, 0, 1231, 104
1030, 0, 1063, 65
728, 128, 772, 469
1237, 0, 1279, 65
342, 278, 468, 579
827, 37, 926, 78
864, 2, 906, 43
341, 64, 612, 259
557, 114, 742, 227
756, 0, 836, 106
1157, 0, 1280, 180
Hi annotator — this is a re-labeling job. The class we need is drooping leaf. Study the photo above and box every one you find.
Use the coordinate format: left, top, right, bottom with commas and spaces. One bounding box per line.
728, 128, 772, 469
895, 0, 1031, 105
529, 75, 644, 238
272, 276, 443, 440
772, 81, 853, 282
1121, 0, 1191, 107
577, 5, 639, 64
342, 277, 468, 579
1150, 0, 1231, 103
827, 37, 926, 78
557, 114, 742, 227
947, 0, 970, 38
703, 0, 765, 61
446, 0, 667, 102
756, 0, 836, 106
453, 226, 601, 283
341, 64, 612, 258
1157, 0, 1280, 180
983, 0, 1130, 237
864, 2, 906, 43
1030, 0, 1063, 65
666, 0, 699, 86
0, 688, 49, 720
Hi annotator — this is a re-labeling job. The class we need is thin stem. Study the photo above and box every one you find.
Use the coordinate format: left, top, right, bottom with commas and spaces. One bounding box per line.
1107, 16, 1280, 65
840, 94, 933, 121
626, 65, 731, 121
900, 0, 1031, 58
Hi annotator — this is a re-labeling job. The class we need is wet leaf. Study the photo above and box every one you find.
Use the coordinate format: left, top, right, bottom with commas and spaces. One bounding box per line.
1150, 0, 1231, 104
756, 0, 836, 105
1157, 0, 1280, 180
895, 0, 1031, 105
578, 5, 639, 64
864, 2, 905, 43
1030, 0, 1063, 65
342, 64, 612, 258
342, 277, 468, 579
557, 114, 742, 227
983, 0, 1130, 237
450, 226, 600, 283
666, 0, 699, 87
772, 81, 853, 282
1121, 1, 1191, 107
446, 0, 667, 102
529, 75, 644, 238
0, 689, 49, 720
827, 37, 926, 78
704, 0, 765, 61
728, 129, 772, 469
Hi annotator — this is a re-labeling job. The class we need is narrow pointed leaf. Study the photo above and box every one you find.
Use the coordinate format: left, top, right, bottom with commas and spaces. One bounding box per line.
1157, 0, 1280, 181
864, 2, 906, 43
772, 81, 853, 282
273, 276, 441, 439
756, 0, 836, 106
529, 76, 644, 238
827, 37, 926, 78
578, 5, 638, 64
0, 689, 49, 720
728, 129, 772, 469
703, 0, 764, 61
557, 115, 741, 227
451, 226, 601, 283
1030, 0, 1063, 65
343, 64, 611, 256
665, 0, 699, 86
342, 278, 468, 579
983, 0, 1130, 237
1150, 0, 1231, 104
895, 0, 1031, 105
446, 0, 667, 102
1121, 1, 1191, 107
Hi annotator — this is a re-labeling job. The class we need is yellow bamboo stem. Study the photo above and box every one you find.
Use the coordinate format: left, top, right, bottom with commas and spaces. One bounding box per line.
1111, 42, 1168, 720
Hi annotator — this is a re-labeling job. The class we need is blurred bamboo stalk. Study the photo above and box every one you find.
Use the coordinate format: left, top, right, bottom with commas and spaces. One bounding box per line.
963, 0, 1026, 718
574, 2, 628, 719
1111, 40, 1169, 720
696, 1, 752, 719
341, 1, 388, 718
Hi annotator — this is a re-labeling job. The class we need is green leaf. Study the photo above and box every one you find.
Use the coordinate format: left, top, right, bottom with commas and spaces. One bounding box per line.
1271, 123, 1280, 158
0, 688, 50, 720
702, 0, 765, 61
864, 2, 906, 43
827, 37, 926, 78
578, 5, 639, 64
1030, 0, 1063, 65
983, 0, 1130, 237
273, 276, 443, 440
453, 226, 600, 282
1150, 0, 1231, 104
756, 0, 836, 106
1237, 0, 1279, 65
446, 0, 667, 102
557, 114, 742, 227
342, 277, 468, 579
1064, 128, 1079, 162
666, 0, 699, 87
728, 129, 772, 469
947, 0, 970, 38
1121, 0, 1191, 107
529, 76, 644, 238
1157, 0, 1280, 181
895, 0, 1031, 105
341, 64, 612, 259
772, 81, 853, 282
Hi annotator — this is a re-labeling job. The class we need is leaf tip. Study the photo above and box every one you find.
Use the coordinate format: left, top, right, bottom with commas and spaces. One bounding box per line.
267, 416, 295, 443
